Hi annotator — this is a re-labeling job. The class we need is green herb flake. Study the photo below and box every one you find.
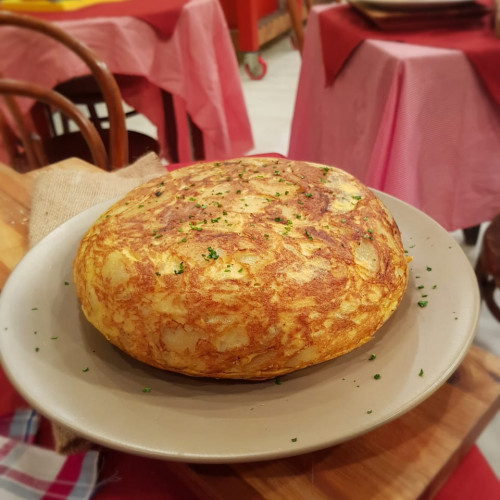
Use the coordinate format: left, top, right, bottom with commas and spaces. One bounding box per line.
64, 281, 69, 286
35, 347, 39, 352
418, 300, 428, 308
373, 374, 381, 380
419, 369, 424, 377
31, 308, 38, 311
50, 336, 58, 340
82, 367, 89, 373
142, 387, 152, 393
174, 262, 185, 275
304, 193, 312, 198
369, 354, 376, 361
417, 285, 424, 290
304, 229, 313, 240
206, 247, 219, 260
426, 266, 432, 272
352, 195, 362, 200
274, 377, 282, 385
291, 437, 297, 442
366, 410, 373, 414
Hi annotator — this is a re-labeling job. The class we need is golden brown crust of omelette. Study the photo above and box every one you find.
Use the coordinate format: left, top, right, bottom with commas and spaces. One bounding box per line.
73, 158, 408, 380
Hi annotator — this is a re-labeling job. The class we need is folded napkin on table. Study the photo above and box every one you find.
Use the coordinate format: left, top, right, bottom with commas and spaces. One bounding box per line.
319, 2, 500, 107
28, 152, 167, 456
0, 408, 99, 499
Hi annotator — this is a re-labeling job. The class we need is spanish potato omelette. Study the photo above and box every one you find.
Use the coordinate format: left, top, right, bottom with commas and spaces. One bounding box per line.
73, 158, 409, 380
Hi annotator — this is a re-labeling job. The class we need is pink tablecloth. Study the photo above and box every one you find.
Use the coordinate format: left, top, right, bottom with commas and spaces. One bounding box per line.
0, 0, 254, 163
289, 4, 500, 232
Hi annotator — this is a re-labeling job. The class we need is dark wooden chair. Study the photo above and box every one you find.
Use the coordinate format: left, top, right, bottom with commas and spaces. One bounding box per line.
475, 215, 500, 322
0, 11, 159, 171
0, 78, 107, 171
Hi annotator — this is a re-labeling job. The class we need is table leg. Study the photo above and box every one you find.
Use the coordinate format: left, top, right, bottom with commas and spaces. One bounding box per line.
162, 90, 205, 164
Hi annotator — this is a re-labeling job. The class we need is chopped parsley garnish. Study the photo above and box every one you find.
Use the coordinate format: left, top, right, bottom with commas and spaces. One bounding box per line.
426, 266, 432, 271
419, 369, 424, 377
352, 195, 362, 200
35, 347, 39, 352
366, 410, 373, 414
369, 354, 376, 361
142, 387, 152, 393
64, 281, 69, 286
373, 374, 381, 380
304, 193, 312, 198
206, 247, 219, 260
418, 301, 428, 308
174, 262, 185, 274
291, 437, 297, 442
274, 377, 282, 385
304, 229, 313, 240
82, 367, 89, 373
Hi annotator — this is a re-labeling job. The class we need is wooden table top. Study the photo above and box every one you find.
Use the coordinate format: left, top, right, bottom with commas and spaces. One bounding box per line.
0, 159, 499, 499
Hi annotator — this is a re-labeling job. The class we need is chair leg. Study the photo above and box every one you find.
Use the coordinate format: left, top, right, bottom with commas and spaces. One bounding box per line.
463, 224, 481, 246
286, 0, 305, 54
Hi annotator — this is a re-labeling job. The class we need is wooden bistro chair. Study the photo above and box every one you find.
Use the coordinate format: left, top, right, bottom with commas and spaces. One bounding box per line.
0, 11, 159, 171
0, 79, 107, 171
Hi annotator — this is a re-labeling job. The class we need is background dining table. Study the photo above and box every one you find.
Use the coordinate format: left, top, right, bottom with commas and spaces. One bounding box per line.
0, 157, 499, 499
289, 2, 500, 234
0, 0, 254, 164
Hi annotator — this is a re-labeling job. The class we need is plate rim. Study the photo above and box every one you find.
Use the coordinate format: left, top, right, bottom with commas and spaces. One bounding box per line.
0, 191, 480, 463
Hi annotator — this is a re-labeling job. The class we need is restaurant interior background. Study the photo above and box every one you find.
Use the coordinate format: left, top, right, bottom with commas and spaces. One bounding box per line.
124, 1, 500, 478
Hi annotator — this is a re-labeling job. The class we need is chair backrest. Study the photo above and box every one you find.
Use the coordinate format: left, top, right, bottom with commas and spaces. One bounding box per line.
0, 11, 128, 169
0, 78, 108, 169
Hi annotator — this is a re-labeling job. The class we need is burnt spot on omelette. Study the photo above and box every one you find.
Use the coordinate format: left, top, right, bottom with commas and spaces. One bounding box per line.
73, 158, 409, 380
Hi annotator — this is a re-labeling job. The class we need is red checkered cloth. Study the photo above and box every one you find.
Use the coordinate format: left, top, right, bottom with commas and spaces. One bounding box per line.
0, 409, 99, 499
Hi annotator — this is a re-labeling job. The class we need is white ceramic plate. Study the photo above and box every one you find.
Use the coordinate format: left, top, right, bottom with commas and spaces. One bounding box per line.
356, 0, 474, 10
0, 192, 479, 463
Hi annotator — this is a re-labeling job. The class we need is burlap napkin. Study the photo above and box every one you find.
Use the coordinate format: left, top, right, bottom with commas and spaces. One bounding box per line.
28, 153, 168, 453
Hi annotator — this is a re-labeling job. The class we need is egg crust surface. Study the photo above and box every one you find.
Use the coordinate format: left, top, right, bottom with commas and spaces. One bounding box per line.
73, 158, 409, 380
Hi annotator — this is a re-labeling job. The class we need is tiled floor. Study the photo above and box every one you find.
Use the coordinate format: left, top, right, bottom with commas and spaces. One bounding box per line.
238, 35, 500, 478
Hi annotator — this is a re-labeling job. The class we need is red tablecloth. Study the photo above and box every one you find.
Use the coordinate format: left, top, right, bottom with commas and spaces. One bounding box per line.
7, 0, 189, 39
319, 2, 500, 107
